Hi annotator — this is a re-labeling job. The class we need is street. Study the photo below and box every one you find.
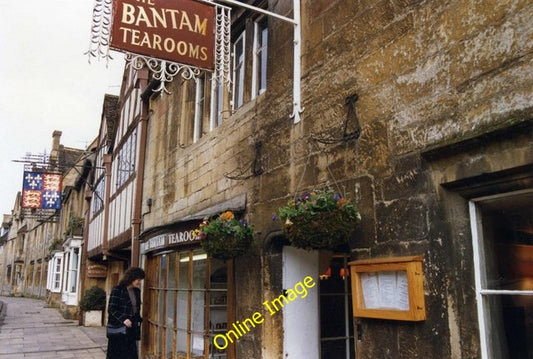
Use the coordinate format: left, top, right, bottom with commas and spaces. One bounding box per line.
0, 296, 107, 358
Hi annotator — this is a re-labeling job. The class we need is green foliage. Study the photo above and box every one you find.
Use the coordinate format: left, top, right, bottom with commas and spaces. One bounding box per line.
47, 238, 63, 255
195, 211, 254, 260
66, 214, 84, 235
79, 285, 106, 311
276, 188, 361, 250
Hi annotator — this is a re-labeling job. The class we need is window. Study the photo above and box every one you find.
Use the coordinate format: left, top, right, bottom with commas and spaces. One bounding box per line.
116, 129, 137, 188
194, 75, 205, 143
210, 74, 225, 129
320, 255, 355, 359
53, 256, 62, 291
232, 31, 245, 110
92, 176, 105, 214
470, 189, 533, 358
146, 249, 230, 358
252, 17, 268, 98
69, 248, 79, 293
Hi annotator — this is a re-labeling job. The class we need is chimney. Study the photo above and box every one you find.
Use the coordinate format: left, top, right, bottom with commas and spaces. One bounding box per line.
50, 130, 62, 165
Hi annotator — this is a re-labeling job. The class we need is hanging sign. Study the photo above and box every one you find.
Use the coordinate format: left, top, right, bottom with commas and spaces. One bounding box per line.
110, 0, 216, 70
21, 171, 62, 209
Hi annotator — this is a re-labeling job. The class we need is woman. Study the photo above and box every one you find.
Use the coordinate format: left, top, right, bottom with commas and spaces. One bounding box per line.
107, 267, 145, 359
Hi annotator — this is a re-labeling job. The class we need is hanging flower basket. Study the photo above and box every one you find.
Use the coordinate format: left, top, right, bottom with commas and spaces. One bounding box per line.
194, 211, 255, 260
276, 188, 361, 250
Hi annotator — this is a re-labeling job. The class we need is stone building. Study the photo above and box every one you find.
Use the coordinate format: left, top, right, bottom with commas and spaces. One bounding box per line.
131, 0, 533, 358
0, 131, 86, 305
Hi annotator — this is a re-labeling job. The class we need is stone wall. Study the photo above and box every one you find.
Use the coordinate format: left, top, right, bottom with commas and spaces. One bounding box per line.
141, 0, 532, 357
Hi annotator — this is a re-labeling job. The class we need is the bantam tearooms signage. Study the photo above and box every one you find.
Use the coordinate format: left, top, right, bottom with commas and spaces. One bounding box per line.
111, 0, 215, 70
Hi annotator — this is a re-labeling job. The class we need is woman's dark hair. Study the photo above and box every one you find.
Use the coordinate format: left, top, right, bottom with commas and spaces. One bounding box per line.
118, 267, 146, 287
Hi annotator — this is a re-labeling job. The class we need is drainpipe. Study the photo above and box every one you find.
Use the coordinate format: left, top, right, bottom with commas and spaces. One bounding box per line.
131, 69, 150, 267
78, 189, 93, 325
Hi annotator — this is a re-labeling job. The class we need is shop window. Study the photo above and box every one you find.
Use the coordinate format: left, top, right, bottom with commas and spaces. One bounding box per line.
319, 254, 355, 359
252, 16, 268, 99
147, 249, 230, 359
470, 189, 533, 358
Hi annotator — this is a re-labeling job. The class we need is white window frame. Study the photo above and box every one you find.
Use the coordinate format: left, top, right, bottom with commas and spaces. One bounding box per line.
252, 16, 268, 99
194, 75, 205, 142
469, 188, 533, 359
69, 247, 79, 294
209, 74, 225, 130
48, 254, 63, 292
232, 31, 246, 110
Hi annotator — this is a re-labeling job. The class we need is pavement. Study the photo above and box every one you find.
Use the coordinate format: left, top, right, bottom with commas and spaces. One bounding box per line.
0, 296, 107, 358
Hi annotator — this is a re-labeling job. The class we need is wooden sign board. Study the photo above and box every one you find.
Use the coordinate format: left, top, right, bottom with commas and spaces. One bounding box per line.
87, 263, 108, 278
110, 0, 216, 70
349, 256, 426, 321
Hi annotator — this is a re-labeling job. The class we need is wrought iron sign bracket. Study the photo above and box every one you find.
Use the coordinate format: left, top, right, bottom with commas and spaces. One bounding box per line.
86, 0, 232, 94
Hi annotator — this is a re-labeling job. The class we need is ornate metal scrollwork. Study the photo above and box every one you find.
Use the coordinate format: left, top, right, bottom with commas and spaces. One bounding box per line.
85, 0, 232, 94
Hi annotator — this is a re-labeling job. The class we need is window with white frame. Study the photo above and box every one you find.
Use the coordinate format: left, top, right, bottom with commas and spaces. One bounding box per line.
469, 189, 533, 359
252, 16, 268, 99
53, 256, 62, 291
69, 248, 79, 293
210, 74, 225, 130
232, 31, 246, 110
193, 74, 205, 143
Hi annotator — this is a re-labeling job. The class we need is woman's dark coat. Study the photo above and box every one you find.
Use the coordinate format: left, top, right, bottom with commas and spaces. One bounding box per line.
106, 285, 141, 359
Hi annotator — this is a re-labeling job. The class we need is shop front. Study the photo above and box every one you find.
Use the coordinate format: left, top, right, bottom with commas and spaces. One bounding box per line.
140, 221, 235, 359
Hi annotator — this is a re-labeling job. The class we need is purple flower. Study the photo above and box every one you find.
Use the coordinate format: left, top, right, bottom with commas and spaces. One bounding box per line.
334, 193, 342, 201
240, 219, 248, 226
271, 214, 279, 221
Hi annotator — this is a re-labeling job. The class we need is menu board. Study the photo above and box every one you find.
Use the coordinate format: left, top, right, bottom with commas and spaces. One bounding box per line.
360, 271, 409, 311
349, 256, 426, 321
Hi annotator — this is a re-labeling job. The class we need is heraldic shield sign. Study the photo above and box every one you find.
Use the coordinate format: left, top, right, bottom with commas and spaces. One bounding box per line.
21, 171, 63, 210
87, 0, 231, 93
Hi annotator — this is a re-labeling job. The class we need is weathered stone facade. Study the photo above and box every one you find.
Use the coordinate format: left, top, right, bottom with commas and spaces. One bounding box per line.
140, 0, 532, 358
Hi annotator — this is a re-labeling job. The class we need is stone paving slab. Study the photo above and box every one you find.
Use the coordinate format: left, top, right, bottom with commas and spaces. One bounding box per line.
0, 296, 107, 359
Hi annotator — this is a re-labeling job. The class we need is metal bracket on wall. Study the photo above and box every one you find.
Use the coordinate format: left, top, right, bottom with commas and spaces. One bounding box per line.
223, 141, 263, 180
312, 93, 361, 145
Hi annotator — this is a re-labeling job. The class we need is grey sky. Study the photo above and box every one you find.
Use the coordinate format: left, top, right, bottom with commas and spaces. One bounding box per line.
0, 1, 125, 216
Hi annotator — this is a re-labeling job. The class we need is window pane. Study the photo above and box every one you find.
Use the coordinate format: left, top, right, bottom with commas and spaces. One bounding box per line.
168, 252, 177, 289
192, 250, 207, 289
177, 291, 188, 330
320, 294, 345, 337
191, 291, 205, 333
321, 339, 346, 359
475, 191, 533, 358
483, 294, 533, 358
179, 252, 189, 290
479, 193, 533, 291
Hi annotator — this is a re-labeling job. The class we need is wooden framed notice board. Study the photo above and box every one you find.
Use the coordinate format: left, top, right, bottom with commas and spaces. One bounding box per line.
348, 255, 426, 321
